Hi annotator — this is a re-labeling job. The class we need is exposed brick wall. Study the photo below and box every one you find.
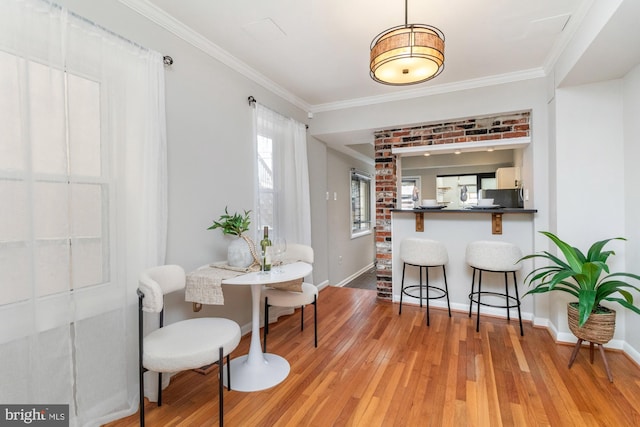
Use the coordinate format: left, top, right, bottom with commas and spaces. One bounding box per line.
374, 111, 531, 299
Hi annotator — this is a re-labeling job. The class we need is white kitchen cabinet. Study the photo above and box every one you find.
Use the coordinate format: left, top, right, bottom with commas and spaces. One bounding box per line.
496, 167, 521, 189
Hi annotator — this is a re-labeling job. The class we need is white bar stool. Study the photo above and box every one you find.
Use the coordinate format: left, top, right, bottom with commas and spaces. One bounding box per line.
466, 240, 524, 336
399, 238, 451, 326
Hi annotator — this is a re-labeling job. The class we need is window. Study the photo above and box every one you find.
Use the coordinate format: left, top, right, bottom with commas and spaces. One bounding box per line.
253, 103, 311, 245
0, 52, 109, 307
350, 170, 372, 237
256, 134, 275, 232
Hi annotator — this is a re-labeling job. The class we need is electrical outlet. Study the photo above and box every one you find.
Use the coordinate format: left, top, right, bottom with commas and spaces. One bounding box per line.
338, 255, 343, 264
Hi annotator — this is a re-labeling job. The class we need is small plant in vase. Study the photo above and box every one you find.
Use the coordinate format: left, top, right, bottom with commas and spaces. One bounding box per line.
208, 207, 259, 268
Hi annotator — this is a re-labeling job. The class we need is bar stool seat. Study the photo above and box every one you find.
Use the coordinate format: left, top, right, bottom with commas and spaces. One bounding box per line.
466, 240, 524, 335
399, 238, 451, 326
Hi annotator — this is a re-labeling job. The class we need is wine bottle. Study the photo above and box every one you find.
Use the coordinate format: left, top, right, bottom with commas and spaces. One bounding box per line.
260, 226, 272, 271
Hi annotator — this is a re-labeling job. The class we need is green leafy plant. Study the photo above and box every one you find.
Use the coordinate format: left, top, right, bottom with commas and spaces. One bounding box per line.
520, 231, 640, 327
208, 207, 251, 236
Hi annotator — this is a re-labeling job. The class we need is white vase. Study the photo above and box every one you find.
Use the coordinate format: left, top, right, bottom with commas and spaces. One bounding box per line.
227, 236, 253, 268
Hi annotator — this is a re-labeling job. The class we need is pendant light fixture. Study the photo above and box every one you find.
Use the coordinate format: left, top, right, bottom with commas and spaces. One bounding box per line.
370, 0, 445, 85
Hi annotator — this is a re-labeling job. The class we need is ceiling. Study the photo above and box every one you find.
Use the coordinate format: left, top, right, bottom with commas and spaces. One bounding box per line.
130, 0, 595, 109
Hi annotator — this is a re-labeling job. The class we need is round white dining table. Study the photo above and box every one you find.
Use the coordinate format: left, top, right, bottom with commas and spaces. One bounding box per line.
221, 261, 313, 392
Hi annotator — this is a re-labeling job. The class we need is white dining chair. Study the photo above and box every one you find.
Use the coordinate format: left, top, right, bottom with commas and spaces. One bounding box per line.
263, 244, 318, 352
138, 265, 241, 427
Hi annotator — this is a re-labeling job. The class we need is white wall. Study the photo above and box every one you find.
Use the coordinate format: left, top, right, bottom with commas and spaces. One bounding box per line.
326, 148, 375, 285
307, 136, 329, 286
623, 64, 640, 355
537, 75, 557, 326
555, 80, 628, 345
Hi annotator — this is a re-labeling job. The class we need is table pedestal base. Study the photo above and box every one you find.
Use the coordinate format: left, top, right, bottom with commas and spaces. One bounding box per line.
224, 353, 290, 392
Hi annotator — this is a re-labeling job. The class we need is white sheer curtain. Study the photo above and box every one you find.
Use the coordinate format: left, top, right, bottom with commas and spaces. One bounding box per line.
0, 1, 167, 426
253, 103, 311, 246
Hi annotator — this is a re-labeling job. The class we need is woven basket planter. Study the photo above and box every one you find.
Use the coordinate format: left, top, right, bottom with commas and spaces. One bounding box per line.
567, 303, 616, 344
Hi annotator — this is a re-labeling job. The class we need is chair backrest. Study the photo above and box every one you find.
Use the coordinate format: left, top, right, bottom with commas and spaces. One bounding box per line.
138, 265, 186, 313
283, 243, 314, 264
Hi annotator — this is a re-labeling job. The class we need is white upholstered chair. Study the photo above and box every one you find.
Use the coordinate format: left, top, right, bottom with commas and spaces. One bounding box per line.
262, 243, 318, 352
137, 265, 241, 427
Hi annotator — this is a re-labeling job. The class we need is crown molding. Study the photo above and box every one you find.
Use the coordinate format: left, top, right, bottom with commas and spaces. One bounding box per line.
310, 68, 546, 113
118, 0, 311, 112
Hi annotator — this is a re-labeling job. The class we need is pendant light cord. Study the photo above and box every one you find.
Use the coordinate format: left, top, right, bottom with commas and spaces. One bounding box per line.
405, 0, 408, 27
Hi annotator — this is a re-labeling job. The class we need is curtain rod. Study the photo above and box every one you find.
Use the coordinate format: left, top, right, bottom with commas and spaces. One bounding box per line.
247, 96, 308, 129
49, 1, 173, 66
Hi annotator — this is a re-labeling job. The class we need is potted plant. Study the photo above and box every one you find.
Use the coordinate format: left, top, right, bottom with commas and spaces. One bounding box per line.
521, 230, 640, 327
520, 231, 640, 380
208, 207, 258, 267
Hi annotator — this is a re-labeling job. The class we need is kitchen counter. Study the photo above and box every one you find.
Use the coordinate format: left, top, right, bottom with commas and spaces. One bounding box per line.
392, 207, 537, 214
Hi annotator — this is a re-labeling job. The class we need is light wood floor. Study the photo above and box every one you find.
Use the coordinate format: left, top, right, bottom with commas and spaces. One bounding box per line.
106, 286, 640, 426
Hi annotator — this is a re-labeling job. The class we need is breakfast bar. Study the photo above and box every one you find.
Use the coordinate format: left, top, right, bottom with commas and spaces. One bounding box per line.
399, 207, 538, 234
391, 207, 537, 320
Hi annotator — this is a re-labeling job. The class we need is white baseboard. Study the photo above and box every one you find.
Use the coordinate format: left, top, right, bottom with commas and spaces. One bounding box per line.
624, 342, 640, 366
317, 279, 330, 291
506, 314, 639, 365
334, 263, 375, 288
553, 331, 625, 350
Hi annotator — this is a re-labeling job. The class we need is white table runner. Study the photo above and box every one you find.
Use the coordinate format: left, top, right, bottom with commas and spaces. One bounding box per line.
185, 262, 259, 307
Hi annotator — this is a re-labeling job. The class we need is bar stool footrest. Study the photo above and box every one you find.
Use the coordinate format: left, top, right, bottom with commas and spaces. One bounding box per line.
469, 291, 521, 309
402, 285, 448, 301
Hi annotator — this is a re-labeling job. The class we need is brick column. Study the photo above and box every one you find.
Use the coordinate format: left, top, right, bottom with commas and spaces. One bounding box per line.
374, 132, 397, 299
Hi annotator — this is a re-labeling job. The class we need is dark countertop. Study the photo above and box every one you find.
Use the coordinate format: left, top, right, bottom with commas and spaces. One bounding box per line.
392, 208, 537, 214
